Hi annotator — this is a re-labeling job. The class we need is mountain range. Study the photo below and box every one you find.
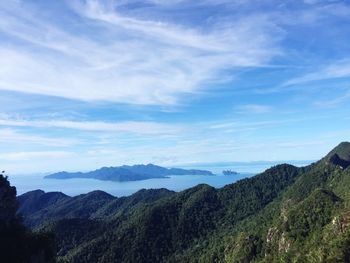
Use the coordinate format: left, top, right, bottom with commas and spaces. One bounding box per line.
3, 142, 350, 262
44, 163, 213, 182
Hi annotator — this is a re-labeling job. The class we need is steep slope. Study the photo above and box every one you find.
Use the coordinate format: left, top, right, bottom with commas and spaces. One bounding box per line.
326, 141, 350, 162
0, 173, 55, 263
219, 142, 350, 262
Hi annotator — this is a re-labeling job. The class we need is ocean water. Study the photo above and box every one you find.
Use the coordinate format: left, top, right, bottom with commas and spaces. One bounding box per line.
8, 161, 311, 197
9, 173, 253, 197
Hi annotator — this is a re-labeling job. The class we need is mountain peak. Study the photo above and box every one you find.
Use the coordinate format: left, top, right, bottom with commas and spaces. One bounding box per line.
326, 141, 350, 168
327, 142, 350, 161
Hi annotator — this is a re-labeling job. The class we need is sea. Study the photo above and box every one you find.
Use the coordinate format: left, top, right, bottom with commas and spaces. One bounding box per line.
8, 161, 312, 197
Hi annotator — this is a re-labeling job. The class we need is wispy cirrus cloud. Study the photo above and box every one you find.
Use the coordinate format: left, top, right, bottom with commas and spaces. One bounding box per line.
0, 0, 281, 105
253, 60, 350, 94
313, 89, 350, 108
236, 104, 272, 114
0, 151, 74, 161
284, 60, 350, 86
0, 118, 184, 135
0, 128, 81, 146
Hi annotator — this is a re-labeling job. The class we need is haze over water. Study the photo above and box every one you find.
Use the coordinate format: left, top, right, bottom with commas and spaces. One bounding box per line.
10, 161, 311, 196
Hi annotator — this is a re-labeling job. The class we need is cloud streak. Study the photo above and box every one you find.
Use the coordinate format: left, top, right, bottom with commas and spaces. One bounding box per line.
0, 151, 74, 161
0, 128, 81, 146
0, 0, 281, 105
236, 104, 272, 114
313, 90, 350, 108
0, 118, 183, 135
284, 60, 350, 86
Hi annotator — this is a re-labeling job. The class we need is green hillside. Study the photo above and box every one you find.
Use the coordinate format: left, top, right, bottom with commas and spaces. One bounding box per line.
17, 142, 350, 262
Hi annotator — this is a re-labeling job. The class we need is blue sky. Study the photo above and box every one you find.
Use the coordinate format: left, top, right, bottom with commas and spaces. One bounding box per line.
0, 0, 350, 173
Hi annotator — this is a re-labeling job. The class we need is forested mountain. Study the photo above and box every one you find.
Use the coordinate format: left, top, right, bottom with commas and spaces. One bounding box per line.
16, 142, 350, 262
0, 173, 55, 263
44, 163, 213, 182
18, 188, 175, 228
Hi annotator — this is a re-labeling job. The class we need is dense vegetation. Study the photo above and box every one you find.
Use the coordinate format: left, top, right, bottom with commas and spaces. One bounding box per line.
0, 172, 55, 263
16, 142, 350, 262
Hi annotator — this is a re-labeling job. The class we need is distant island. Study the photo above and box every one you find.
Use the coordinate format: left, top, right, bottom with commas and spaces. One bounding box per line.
44, 164, 213, 182
222, 170, 239, 175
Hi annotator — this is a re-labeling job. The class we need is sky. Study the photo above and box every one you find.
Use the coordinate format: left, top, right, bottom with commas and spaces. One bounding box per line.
0, 0, 350, 174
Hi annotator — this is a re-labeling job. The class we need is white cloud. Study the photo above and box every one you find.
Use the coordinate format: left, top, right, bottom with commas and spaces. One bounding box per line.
0, 128, 80, 146
0, 118, 184, 135
0, 0, 281, 105
0, 151, 74, 161
313, 90, 350, 107
73, 0, 236, 51
236, 104, 272, 114
284, 60, 350, 86
209, 119, 284, 130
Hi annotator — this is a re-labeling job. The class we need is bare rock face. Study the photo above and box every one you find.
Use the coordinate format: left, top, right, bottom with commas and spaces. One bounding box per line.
266, 227, 279, 243
278, 232, 291, 253
265, 227, 291, 256
332, 213, 350, 234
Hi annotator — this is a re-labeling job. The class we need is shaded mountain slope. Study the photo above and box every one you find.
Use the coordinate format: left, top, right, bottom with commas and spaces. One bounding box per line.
17, 189, 69, 217
19, 188, 175, 228
0, 173, 55, 263
326, 141, 350, 162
